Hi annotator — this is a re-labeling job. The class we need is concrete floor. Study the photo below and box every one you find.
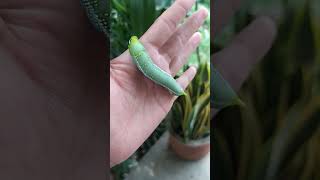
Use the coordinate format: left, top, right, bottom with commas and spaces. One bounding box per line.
126, 132, 210, 180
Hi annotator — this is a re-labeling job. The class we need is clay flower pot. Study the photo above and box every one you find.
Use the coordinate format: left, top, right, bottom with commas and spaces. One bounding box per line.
168, 133, 210, 160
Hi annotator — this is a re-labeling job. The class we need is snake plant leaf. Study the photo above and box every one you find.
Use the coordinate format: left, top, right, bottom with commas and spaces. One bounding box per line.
127, 0, 156, 37
182, 93, 193, 139
193, 105, 210, 139
247, 140, 273, 180
238, 96, 263, 180
81, 0, 110, 37
265, 96, 320, 180
213, 130, 235, 180
211, 63, 245, 109
112, 0, 127, 14
185, 92, 210, 140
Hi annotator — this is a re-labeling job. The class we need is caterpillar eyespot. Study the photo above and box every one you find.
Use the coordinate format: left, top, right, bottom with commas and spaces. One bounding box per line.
128, 36, 186, 96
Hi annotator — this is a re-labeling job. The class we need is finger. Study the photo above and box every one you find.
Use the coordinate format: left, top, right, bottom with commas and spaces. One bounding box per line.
176, 66, 197, 90
212, 0, 242, 36
160, 8, 208, 60
141, 0, 196, 48
213, 16, 277, 91
170, 32, 201, 75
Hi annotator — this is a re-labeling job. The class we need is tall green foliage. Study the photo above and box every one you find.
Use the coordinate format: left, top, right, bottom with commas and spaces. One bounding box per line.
110, 0, 172, 58
213, 0, 320, 180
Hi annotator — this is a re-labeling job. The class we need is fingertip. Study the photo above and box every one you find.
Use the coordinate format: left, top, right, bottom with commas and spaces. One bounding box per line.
177, 66, 197, 90
189, 65, 198, 76
194, 7, 209, 23
199, 7, 209, 19
255, 16, 278, 39
185, 66, 198, 83
176, 0, 197, 11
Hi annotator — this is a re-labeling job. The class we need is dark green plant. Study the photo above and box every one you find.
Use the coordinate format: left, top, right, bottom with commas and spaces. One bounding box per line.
213, 0, 320, 180
110, 0, 171, 58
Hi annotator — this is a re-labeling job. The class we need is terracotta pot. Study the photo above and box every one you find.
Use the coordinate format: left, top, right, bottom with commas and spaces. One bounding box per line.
168, 133, 210, 160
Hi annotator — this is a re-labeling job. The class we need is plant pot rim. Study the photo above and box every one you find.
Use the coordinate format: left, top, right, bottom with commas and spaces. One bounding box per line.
169, 131, 210, 147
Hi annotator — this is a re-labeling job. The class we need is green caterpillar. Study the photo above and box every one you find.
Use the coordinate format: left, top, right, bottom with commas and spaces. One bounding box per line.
128, 36, 186, 96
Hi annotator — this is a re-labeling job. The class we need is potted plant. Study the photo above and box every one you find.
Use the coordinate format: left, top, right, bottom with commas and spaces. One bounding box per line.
167, 49, 244, 161
168, 60, 211, 160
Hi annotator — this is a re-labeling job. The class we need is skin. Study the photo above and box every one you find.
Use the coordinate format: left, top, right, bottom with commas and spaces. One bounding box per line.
0, 0, 277, 178
211, 0, 277, 117
110, 0, 208, 166
0, 0, 107, 179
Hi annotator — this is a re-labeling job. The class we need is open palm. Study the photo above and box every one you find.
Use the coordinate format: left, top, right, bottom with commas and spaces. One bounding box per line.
110, 0, 207, 166
0, 0, 107, 179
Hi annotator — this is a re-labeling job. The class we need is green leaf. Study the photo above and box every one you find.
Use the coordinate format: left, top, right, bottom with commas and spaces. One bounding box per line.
238, 95, 263, 180
299, 139, 317, 180
186, 92, 210, 139
112, 0, 127, 14
181, 93, 194, 140
265, 96, 320, 180
127, 0, 156, 37
247, 140, 272, 180
213, 130, 235, 180
211, 64, 245, 109
193, 105, 210, 139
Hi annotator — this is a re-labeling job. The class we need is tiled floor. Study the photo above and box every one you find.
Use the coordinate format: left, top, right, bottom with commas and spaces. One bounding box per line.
126, 132, 210, 180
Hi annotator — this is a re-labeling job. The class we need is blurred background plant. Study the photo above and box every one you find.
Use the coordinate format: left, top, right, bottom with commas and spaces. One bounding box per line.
110, 0, 210, 179
213, 0, 320, 180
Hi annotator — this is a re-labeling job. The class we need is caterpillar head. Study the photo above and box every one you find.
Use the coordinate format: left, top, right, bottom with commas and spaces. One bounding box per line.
129, 36, 139, 45
128, 36, 145, 56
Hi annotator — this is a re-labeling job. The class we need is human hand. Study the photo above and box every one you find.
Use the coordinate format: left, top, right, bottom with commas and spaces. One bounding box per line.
0, 0, 107, 179
110, 0, 208, 166
212, 0, 277, 116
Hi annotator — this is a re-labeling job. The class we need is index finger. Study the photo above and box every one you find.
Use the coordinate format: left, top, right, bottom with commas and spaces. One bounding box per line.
141, 0, 196, 47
